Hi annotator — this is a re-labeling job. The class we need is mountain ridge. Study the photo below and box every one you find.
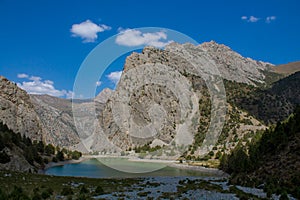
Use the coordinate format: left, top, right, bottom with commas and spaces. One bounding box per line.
0, 41, 299, 162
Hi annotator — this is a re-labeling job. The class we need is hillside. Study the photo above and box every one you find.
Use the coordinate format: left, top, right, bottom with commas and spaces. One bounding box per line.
0, 122, 52, 172
220, 107, 300, 199
273, 61, 300, 75
229, 72, 300, 124
0, 76, 42, 141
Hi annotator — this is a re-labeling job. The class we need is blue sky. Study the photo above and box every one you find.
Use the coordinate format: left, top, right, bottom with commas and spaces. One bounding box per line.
0, 0, 300, 98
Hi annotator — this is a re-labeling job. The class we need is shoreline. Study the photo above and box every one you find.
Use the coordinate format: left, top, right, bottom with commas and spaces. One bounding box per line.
46, 155, 227, 177
39, 156, 88, 173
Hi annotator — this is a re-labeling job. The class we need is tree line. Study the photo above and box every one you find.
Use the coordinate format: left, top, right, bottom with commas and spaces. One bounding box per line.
0, 122, 82, 170
219, 107, 300, 199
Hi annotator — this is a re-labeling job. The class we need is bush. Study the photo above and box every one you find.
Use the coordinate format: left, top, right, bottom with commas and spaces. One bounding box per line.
45, 144, 55, 156
94, 186, 104, 195
32, 193, 42, 200
43, 158, 49, 164
41, 191, 51, 199
61, 186, 73, 196
9, 186, 30, 200
279, 192, 288, 200
0, 151, 10, 164
0, 188, 7, 200
52, 157, 58, 163
79, 185, 88, 194
215, 151, 222, 159
71, 151, 82, 160
56, 151, 64, 161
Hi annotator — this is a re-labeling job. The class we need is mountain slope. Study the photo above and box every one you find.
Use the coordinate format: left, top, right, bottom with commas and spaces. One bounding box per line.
273, 61, 300, 75
0, 76, 42, 141
100, 42, 273, 156
230, 72, 300, 124
220, 107, 300, 199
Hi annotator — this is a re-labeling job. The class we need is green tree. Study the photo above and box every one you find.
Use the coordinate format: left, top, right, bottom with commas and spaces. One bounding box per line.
36, 141, 45, 153
45, 144, 55, 156
0, 152, 10, 164
56, 151, 64, 161
71, 151, 82, 160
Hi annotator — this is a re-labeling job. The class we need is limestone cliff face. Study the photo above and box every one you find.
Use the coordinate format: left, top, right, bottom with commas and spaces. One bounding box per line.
30, 88, 115, 152
124, 41, 273, 85
0, 76, 42, 140
0, 75, 115, 152
99, 42, 273, 154
30, 94, 80, 147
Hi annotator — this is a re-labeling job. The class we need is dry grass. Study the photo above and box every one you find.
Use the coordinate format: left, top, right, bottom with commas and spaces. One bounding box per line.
273, 61, 300, 75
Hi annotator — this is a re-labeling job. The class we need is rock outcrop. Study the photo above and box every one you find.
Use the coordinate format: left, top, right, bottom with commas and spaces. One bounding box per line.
0, 76, 42, 140
99, 42, 273, 155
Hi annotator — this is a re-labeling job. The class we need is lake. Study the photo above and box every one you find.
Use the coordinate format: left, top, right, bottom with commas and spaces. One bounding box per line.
45, 158, 220, 178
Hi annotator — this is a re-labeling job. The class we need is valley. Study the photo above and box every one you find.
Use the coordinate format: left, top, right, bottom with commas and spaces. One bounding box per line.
1, 41, 300, 199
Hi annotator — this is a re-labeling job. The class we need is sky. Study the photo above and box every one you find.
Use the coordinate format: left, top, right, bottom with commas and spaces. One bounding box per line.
0, 0, 300, 98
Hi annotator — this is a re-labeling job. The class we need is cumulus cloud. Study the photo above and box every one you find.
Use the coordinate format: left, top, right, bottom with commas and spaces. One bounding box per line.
71, 20, 111, 43
17, 73, 29, 78
115, 29, 173, 48
107, 71, 122, 84
241, 16, 248, 20
17, 74, 74, 98
266, 16, 276, 23
249, 16, 260, 22
241, 15, 260, 23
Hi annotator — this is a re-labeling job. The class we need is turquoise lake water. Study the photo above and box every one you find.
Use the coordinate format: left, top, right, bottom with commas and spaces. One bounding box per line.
45, 158, 217, 178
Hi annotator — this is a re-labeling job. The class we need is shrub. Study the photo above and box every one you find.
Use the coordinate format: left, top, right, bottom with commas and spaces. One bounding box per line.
0, 151, 10, 164
79, 185, 88, 194
61, 186, 73, 196
94, 186, 104, 195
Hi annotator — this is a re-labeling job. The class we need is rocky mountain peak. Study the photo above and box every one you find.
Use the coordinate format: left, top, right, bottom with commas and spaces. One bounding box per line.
94, 88, 113, 104
145, 41, 274, 85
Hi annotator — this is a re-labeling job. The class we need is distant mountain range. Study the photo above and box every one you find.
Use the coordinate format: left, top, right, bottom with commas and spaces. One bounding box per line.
1, 41, 300, 171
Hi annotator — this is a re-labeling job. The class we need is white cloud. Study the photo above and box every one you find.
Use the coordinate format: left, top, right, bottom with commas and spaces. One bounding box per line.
96, 81, 102, 87
241, 15, 260, 23
17, 73, 29, 78
29, 76, 42, 81
249, 16, 260, 22
241, 16, 248, 20
71, 20, 111, 43
266, 16, 276, 23
17, 75, 74, 98
107, 71, 122, 84
115, 29, 173, 48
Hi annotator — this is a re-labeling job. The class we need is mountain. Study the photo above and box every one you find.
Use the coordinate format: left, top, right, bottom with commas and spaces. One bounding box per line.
30, 89, 115, 152
229, 71, 300, 124
30, 94, 80, 147
0, 76, 42, 141
0, 75, 115, 153
220, 107, 300, 199
99, 42, 275, 157
1, 41, 299, 162
273, 61, 300, 75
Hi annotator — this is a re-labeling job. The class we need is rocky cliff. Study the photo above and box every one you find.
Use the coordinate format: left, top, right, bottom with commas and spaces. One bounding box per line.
0, 75, 115, 152
0, 76, 42, 141
99, 42, 274, 156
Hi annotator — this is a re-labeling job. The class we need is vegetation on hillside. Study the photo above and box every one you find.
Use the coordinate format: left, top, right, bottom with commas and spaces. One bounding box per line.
224, 72, 300, 125
220, 107, 300, 199
0, 122, 82, 171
